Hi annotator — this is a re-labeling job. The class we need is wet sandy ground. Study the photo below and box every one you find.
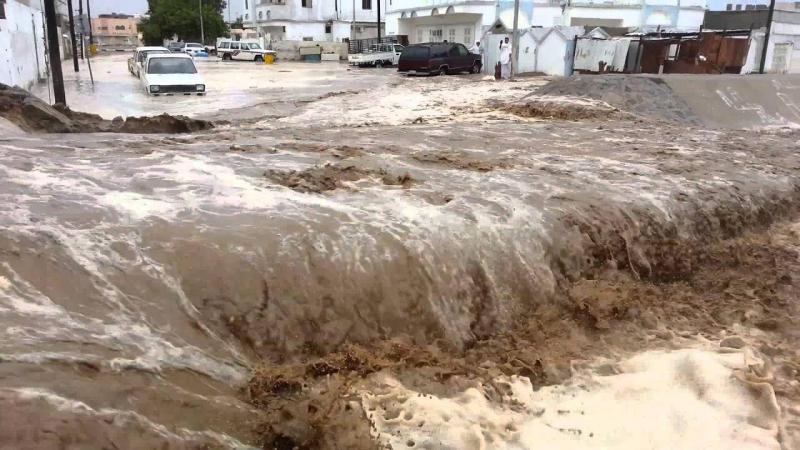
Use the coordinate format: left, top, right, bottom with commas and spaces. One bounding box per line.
4, 70, 800, 449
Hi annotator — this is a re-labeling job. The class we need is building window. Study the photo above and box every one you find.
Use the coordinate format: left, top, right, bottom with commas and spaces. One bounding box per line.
325, 23, 332, 33
362, 0, 372, 9
302, 0, 312, 7
0, 0, 5, 20
245, 13, 249, 19
258, 11, 262, 19
725, 3, 732, 9
464, 27, 472, 45
303, 36, 313, 41
735, 4, 742, 9
115, 25, 125, 30
245, 0, 249, 8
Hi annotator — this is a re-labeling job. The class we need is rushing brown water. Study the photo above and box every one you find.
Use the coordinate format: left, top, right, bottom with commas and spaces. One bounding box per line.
2, 78, 800, 448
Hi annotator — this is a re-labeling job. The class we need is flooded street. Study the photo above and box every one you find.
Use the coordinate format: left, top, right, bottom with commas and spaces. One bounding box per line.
2, 56, 800, 449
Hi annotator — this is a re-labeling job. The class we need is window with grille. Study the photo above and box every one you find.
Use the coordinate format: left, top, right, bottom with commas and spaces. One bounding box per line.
448, 29, 455, 42
464, 27, 472, 45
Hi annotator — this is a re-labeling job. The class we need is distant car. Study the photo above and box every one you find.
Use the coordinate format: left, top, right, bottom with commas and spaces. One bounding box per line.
398, 42, 482, 76
183, 43, 205, 56
217, 39, 275, 62
127, 46, 170, 77
140, 53, 206, 96
167, 41, 184, 53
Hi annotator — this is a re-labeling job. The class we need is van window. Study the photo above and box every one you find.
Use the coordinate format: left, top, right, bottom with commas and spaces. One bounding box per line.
456, 44, 468, 56
433, 45, 448, 58
230, 42, 240, 50
240, 43, 250, 50
402, 46, 430, 60
249, 43, 262, 50
219, 42, 230, 49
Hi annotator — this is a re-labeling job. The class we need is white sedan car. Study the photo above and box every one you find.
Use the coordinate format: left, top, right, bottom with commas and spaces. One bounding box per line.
140, 54, 206, 96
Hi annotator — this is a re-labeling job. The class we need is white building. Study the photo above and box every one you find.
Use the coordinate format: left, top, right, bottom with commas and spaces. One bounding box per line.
385, 0, 707, 47
244, 0, 386, 42
0, 0, 48, 90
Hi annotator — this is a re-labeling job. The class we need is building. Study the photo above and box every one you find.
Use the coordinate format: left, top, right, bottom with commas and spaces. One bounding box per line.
705, 9, 800, 72
244, 0, 385, 42
1, 0, 50, 90
385, 0, 535, 46
385, 0, 706, 49
531, 0, 708, 30
92, 13, 140, 50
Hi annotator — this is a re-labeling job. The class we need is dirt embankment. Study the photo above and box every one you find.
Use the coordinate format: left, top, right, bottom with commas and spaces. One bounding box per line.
500, 97, 627, 121
0, 84, 212, 133
248, 217, 800, 449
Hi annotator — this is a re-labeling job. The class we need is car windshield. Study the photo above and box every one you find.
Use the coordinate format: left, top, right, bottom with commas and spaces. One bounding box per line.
402, 46, 430, 59
147, 58, 197, 74
249, 43, 262, 49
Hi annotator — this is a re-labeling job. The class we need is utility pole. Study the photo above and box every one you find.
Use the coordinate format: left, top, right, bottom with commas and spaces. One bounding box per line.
43, 0, 66, 104
759, 0, 775, 74
67, 0, 79, 72
199, 0, 205, 44
510, 0, 520, 79
377, 0, 381, 41
86, 0, 93, 45
78, 0, 84, 59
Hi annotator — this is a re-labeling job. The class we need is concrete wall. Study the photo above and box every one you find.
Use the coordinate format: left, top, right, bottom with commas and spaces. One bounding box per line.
271, 40, 348, 60
0, 0, 47, 90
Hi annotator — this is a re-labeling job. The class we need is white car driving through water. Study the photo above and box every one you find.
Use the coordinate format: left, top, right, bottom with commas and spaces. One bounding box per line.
140, 53, 206, 96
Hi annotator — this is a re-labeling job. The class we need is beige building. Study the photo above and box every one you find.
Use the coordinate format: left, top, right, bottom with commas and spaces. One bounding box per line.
92, 13, 140, 50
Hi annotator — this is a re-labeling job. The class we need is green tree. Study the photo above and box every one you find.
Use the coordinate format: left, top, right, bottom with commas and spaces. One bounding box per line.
140, 0, 228, 45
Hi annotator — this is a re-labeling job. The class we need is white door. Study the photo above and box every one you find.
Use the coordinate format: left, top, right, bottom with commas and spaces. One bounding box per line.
790, 48, 800, 74
772, 42, 792, 73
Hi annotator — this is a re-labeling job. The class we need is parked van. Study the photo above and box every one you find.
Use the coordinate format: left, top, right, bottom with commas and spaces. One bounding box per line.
216, 39, 276, 62
398, 42, 482, 76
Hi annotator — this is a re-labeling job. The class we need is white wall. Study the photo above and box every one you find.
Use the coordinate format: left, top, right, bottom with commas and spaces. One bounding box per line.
517, 31, 573, 75
532, 6, 565, 26
766, 21, 800, 72
251, 0, 384, 25
0, 0, 47, 90
566, 7, 642, 26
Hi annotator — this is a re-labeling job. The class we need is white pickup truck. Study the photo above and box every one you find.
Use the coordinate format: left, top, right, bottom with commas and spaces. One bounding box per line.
348, 43, 405, 68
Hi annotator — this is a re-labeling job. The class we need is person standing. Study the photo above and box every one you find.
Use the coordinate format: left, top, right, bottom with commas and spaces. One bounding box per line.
499, 36, 511, 80
469, 41, 481, 55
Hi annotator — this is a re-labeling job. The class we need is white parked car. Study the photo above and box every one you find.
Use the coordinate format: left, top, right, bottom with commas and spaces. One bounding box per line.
217, 39, 275, 62
183, 42, 206, 56
348, 43, 405, 68
140, 54, 206, 96
128, 46, 170, 77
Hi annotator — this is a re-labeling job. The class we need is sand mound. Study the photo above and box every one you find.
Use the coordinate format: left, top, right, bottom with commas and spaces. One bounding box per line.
535, 76, 701, 124
0, 83, 212, 133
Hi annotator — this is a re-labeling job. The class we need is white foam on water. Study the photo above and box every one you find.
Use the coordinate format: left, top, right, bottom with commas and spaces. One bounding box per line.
363, 347, 781, 450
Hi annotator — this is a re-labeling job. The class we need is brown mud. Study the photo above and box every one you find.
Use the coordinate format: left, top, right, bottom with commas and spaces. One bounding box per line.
0, 83, 212, 133
500, 97, 625, 121
248, 218, 800, 450
265, 164, 414, 193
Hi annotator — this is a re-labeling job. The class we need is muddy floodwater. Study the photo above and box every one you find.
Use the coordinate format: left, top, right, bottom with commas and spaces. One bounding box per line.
2, 59, 800, 449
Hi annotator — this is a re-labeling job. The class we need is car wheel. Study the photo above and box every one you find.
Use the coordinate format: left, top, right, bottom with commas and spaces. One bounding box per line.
254, 55, 263, 62
438, 66, 447, 76
222, 53, 232, 61
471, 62, 481, 74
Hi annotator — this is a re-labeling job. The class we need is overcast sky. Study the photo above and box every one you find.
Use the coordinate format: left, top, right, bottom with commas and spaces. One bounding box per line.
79, 0, 244, 20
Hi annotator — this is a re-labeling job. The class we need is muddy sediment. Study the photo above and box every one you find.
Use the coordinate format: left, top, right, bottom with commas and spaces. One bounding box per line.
265, 164, 414, 193
0, 83, 212, 133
